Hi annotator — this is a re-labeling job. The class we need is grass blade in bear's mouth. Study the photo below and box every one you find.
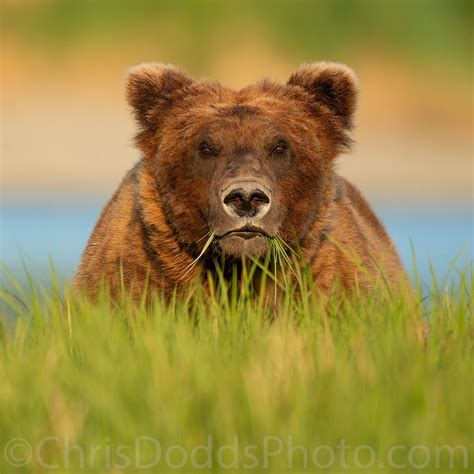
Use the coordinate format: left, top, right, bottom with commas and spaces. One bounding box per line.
180, 231, 215, 279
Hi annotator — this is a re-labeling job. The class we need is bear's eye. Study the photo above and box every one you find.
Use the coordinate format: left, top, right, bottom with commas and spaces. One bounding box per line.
199, 143, 215, 157
271, 142, 288, 155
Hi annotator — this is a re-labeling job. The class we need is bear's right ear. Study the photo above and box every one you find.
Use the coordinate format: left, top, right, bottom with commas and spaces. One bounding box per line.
126, 63, 194, 130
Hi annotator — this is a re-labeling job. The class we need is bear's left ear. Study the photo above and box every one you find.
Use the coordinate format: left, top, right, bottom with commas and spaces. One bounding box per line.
287, 62, 358, 128
126, 62, 194, 130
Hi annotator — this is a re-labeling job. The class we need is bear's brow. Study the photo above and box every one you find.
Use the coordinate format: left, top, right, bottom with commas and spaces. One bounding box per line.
216, 104, 261, 118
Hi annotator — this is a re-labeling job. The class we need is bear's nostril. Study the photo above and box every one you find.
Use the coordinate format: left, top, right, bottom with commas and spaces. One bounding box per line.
250, 190, 270, 204
223, 189, 244, 206
223, 186, 270, 218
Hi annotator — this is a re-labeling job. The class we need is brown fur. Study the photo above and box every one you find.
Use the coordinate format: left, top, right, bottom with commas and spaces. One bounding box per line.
74, 62, 407, 300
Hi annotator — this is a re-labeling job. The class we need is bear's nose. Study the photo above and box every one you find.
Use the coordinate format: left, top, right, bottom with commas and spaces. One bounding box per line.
222, 183, 271, 218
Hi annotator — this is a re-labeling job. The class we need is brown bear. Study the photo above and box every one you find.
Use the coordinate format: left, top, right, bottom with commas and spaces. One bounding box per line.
73, 62, 407, 300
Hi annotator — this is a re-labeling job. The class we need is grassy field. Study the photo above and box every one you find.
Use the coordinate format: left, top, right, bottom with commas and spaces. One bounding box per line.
0, 260, 472, 473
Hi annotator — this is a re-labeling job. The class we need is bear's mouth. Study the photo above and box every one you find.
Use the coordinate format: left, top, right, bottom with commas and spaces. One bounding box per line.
216, 226, 270, 240
214, 226, 270, 258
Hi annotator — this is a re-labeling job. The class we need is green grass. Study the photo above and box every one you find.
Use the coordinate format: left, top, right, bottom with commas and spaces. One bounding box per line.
0, 258, 472, 473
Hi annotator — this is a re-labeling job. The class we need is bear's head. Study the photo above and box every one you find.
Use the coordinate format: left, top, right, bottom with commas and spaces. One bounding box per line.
126, 62, 358, 258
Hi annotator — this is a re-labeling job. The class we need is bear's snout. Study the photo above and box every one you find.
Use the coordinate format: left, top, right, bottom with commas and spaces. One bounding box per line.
209, 178, 278, 257
222, 182, 271, 219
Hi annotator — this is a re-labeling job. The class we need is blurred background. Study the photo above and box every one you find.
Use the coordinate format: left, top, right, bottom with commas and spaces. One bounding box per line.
1, 0, 472, 287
